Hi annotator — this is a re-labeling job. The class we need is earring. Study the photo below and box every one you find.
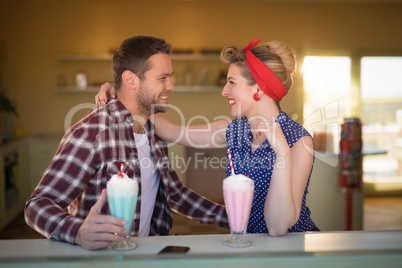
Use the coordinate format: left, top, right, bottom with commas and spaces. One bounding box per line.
253, 93, 260, 101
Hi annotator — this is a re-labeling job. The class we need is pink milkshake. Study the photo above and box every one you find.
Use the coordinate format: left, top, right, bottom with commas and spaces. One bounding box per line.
223, 174, 254, 248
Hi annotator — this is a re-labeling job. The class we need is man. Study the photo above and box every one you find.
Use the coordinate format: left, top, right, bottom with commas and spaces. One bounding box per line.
25, 36, 228, 250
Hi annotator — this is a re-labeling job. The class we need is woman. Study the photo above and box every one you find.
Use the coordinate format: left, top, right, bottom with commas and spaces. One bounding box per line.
96, 38, 318, 236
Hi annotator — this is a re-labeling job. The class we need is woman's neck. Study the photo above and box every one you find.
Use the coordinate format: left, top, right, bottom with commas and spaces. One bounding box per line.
247, 102, 280, 131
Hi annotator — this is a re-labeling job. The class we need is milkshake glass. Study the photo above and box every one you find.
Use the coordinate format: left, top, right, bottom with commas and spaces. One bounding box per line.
107, 163, 138, 251
223, 174, 254, 248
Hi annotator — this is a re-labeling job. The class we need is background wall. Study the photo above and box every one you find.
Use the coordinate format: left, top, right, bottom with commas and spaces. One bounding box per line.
0, 0, 402, 138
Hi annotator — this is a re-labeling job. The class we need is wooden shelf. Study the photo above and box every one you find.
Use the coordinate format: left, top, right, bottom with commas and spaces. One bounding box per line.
55, 85, 222, 93
171, 54, 220, 61
56, 53, 223, 93
57, 54, 112, 61
55, 86, 100, 92
174, 85, 222, 92
57, 54, 220, 62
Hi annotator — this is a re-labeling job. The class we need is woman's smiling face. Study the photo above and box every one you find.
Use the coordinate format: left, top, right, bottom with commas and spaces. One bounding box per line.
221, 64, 257, 118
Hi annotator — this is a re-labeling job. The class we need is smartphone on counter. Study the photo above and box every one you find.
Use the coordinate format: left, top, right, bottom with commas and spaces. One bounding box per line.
158, 246, 190, 254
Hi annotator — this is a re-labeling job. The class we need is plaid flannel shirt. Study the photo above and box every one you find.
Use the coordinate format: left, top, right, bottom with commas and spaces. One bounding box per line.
24, 98, 228, 244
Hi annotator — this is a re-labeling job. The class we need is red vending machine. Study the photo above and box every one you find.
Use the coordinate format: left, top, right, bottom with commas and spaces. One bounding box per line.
339, 118, 362, 230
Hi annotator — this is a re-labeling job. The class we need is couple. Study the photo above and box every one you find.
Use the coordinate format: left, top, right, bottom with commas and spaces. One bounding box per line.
25, 35, 318, 250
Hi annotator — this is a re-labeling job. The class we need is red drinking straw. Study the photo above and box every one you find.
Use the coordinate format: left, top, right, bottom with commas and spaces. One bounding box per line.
227, 149, 235, 176
118, 163, 124, 178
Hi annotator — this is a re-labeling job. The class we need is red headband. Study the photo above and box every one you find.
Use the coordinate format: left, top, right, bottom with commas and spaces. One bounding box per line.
243, 38, 288, 102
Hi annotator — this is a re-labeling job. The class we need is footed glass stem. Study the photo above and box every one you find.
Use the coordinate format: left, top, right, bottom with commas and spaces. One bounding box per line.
110, 235, 136, 251
224, 230, 252, 248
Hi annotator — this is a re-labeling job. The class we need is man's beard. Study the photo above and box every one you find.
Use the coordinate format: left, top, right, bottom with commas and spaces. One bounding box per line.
136, 85, 169, 116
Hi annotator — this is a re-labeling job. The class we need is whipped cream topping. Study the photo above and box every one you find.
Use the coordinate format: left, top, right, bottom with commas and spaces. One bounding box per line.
107, 172, 138, 197
223, 174, 254, 189
109, 172, 130, 182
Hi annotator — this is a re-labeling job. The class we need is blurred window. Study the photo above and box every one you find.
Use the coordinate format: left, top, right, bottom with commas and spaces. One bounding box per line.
302, 54, 402, 187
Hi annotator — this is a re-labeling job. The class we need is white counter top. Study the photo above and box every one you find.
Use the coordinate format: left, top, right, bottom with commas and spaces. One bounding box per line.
0, 231, 401, 268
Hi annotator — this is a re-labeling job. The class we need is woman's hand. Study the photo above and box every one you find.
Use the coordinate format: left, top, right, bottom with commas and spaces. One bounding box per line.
95, 82, 116, 107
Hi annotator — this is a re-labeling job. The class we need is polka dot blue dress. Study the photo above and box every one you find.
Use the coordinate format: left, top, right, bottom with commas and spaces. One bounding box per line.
225, 110, 316, 233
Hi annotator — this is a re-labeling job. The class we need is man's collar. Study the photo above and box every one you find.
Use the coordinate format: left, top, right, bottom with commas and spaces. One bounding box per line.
107, 98, 133, 124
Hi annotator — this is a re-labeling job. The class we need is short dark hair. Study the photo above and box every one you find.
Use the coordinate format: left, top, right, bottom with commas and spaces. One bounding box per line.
112, 36, 171, 89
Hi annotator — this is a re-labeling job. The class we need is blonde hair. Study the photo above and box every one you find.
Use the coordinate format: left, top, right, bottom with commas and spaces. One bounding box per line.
220, 40, 297, 92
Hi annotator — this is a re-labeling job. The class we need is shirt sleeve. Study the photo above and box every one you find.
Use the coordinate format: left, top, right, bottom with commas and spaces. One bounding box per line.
167, 171, 229, 229
156, 143, 229, 229
24, 132, 96, 244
